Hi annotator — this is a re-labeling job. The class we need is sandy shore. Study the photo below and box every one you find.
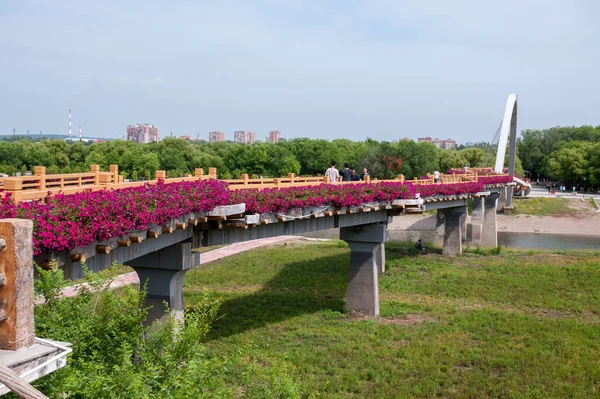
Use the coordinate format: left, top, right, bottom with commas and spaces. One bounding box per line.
497, 213, 600, 236
389, 212, 600, 236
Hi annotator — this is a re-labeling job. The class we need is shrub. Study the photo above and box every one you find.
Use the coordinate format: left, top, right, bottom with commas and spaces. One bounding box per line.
31, 263, 228, 398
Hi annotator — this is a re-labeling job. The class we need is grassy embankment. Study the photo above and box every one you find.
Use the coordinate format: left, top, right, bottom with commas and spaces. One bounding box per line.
511, 197, 596, 216
180, 241, 600, 398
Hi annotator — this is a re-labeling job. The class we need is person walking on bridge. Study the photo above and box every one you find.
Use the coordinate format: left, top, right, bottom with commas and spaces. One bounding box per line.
360, 168, 370, 181
341, 163, 353, 182
325, 161, 340, 183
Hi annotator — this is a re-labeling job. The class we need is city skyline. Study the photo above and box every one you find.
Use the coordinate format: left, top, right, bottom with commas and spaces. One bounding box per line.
1, 1, 599, 143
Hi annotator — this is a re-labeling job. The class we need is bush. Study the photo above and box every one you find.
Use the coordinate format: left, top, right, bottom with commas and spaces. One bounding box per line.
30, 263, 228, 398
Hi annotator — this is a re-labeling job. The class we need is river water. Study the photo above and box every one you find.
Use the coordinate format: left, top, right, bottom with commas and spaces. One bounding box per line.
498, 232, 600, 250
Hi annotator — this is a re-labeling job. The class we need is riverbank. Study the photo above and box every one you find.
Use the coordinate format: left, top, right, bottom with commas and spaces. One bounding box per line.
498, 213, 600, 235
387, 197, 600, 237
385, 212, 600, 237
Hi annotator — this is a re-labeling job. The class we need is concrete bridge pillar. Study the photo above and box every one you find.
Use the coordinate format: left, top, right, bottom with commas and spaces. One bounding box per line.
497, 186, 508, 212
375, 243, 385, 275
125, 242, 193, 324
340, 223, 387, 316
439, 206, 467, 257
435, 210, 445, 236
504, 187, 514, 214
467, 197, 484, 246
481, 192, 500, 247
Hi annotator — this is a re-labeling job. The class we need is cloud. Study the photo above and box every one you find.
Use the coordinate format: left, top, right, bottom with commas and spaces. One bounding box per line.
0, 0, 599, 141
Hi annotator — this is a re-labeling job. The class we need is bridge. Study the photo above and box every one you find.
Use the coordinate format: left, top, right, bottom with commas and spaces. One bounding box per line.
0, 95, 520, 396
0, 168, 514, 322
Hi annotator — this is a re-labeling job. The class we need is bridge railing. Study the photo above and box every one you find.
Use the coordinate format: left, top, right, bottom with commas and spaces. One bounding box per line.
0, 165, 504, 202
0, 166, 220, 202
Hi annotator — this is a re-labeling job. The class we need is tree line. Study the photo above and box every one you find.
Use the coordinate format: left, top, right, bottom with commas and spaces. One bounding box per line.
518, 125, 600, 187
0, 136, 522, 181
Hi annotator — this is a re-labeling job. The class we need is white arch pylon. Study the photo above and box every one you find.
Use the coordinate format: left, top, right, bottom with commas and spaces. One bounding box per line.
494, 94, 518, 175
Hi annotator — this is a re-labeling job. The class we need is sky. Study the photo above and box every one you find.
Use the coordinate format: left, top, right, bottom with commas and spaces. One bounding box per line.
1, 0, 599, 143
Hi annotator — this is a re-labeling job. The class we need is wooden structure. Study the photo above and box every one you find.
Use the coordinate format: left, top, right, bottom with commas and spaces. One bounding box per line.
0, 165, 504, 203
0, 219, 70, 397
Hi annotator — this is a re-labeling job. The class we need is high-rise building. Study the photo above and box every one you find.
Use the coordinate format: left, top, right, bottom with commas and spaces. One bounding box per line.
417, 137, 457, 150
209, 131, 225, 142
268, 130, 280, 143
233, 131, 256, 144
127, 124, 159, 143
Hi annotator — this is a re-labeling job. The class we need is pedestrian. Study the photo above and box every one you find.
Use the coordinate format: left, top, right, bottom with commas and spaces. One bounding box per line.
360, 168, 370, 181
325, 161, 340, 183
350, 170, 359, 181
415, 239, 426, 253
340, 163, 352, 182
433, 170, 441, 183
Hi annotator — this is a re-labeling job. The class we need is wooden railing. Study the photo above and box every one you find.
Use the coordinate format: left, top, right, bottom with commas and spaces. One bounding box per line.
0, 165, 505, 203
0, 166, 219, 202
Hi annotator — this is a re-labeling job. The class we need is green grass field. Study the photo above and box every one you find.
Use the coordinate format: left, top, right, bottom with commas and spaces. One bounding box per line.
511, 197, 592, 216
181, 241, 600, 398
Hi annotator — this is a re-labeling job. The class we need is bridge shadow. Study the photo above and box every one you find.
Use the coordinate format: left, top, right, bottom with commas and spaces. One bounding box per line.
188, 251, 350, 341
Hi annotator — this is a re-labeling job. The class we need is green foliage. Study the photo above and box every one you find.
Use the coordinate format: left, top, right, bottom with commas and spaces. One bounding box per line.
0, 132, 537, 183
511, 198, 588, 216
31, 263, 233, 398
0, 137, 524, 181
519, 125, 600, 185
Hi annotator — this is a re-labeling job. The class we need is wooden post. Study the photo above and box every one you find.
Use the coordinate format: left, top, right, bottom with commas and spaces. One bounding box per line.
109, 164, 119, 183
194, 168, 204, 178
90, 164, 100, 185
155, 170, 166, 180
208, 167, 217, 178
288, 173, 295, 183
33, 166, 46, 191
1, 179, 22, 192
365, 175, 371, 184
242, 174, 249, 185
0, 219, 35, 350
273, 178, 281, 188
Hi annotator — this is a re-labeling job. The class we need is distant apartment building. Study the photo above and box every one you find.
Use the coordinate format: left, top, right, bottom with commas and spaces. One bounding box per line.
417, 137, 457, 150
126, 124, 159, 143
208, 131, 225, 143
233, 131, 256, 144
267, 130, 281, 143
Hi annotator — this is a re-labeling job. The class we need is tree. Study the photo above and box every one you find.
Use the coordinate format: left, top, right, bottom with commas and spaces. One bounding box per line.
21, 142, 56, 168
459, 148, 485, 168
438, 150, 466, 172
547, 141, 592, 183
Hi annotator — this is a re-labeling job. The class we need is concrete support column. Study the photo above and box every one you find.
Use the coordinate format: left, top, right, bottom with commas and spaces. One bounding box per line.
340, 223, 387, 316
125, 242, 192, 324
481, 192, 500, 247
435, 210, 445, 237
439, 206, 467, 257
497, 186, 507, 212
467, 197, 484, 245
375, 243, 385, 275
504, 186, 514, 213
